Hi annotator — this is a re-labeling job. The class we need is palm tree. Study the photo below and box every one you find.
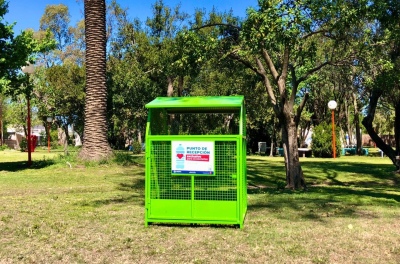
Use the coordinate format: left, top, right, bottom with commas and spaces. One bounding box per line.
79, 0, 112, 160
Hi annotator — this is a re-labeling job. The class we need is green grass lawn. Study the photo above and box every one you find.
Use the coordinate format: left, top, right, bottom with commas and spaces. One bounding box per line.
0, 149, 399, 263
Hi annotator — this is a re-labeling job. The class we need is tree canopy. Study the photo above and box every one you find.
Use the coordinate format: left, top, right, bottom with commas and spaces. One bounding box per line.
2, 0, 399, 178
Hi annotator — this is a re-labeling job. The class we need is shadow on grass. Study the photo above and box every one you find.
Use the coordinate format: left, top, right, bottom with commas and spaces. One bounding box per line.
78, 193, 143, 207
247, 157, 398, 188
117, 178, 145, 192
248, 186, 400, 221
246, 157, 400, 220
77, 172, 146, 208
0, 159, 55, 172
247, 185, 399, 221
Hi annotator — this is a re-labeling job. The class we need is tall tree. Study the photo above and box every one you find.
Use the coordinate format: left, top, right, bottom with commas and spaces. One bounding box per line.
1, 0, 54, 90
360, 0, 400, 169
145, 0, 189, 96
35, 4, 86, 144
79, 0, 112, 160
211, 0, 365, 189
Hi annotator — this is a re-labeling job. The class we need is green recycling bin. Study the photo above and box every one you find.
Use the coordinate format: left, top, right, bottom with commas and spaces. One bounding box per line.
145, 96, 247, 228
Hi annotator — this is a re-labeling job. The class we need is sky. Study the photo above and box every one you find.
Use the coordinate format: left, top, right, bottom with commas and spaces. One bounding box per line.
4, 0, 258, 35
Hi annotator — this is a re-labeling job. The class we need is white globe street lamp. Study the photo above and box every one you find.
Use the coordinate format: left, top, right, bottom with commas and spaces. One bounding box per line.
21, 62, 35, 166
46, 116, 53, 153
328, 100, 337, 158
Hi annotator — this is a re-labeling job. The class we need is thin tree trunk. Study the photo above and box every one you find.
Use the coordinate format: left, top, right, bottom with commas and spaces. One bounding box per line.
167, 77, 174, 97
344, 99, 353, 146
178, 75, 184, 97
352, 93, 362, 154
0, 120, 3, 146
137, 127, 142, 145
269, 142, 274, 157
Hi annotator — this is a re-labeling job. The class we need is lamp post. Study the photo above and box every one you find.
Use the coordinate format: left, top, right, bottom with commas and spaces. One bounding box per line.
21, 63, 35, 166
46, 116, 53, 152
328, 100, 337, 158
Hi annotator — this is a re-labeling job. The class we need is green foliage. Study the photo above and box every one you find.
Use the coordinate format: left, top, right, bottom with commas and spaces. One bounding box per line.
130, 141, 142, 154
42, 63, 85, 134
1, 0, 56, 95
50, 129, 58, 148
275, 180, 286, 190
311, 121, 341, 158
112, 151, 137, 165
39, 4, 70, 50
19, 138, 27, 152
0, 144, 8, 151
7, 0, 395, 162
39, 131, 46, 146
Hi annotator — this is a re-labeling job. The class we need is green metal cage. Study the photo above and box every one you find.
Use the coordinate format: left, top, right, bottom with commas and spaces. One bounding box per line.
145, 96, 247, 228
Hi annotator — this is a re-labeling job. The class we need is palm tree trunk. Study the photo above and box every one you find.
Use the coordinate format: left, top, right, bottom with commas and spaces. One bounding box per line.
79, 0, 112, 161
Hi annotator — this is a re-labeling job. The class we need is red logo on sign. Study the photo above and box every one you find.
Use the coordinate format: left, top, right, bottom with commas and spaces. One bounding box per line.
186, 154, 209, 161
177, 154, 184, 159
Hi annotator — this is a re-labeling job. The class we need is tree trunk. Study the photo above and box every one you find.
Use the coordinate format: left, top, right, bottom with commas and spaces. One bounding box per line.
269, 142, 274, 157
0, 120, 3, 146
395, 101, 400, 158
362, 88, 397, 168
178, 75, 184, 97
394, 101, 400, 171
344, 99, 353, 146
351, 93, 361, 154
63, 124, 70, 143
137, 126, 142, 145
282, 112, 306, 189
79, 0, 112, 161
167, 76, 174, 97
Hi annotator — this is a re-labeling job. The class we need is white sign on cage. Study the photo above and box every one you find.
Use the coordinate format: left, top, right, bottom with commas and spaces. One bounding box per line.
171, 141, 215, 175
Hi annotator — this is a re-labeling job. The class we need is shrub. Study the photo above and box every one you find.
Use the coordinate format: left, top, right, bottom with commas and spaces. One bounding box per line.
0, 145, 9, 151
39, 131, 47, 146
19, 138, 27, 152
113, 151, 134, 166
131, 141, 142, 154
311, 121, 341, 158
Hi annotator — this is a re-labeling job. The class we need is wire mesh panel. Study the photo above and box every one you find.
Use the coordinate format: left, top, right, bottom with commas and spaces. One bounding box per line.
150, 141, 191, 200
194, 141, 237, 201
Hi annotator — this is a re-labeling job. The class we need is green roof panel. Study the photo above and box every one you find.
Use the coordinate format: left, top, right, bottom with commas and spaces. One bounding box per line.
145, 96, 244, 110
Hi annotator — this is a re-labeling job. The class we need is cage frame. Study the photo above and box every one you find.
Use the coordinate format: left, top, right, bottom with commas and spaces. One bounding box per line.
145, 96, 247, 228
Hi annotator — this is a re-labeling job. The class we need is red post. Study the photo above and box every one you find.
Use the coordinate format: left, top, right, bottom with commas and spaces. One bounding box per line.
331, 109, 336, 159
27, 96, 32, 166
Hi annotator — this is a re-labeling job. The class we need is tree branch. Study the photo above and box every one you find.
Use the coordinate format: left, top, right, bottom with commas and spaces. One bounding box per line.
302, 29, 328, 40
295, 92, 309, 127
289, 64, 298, 106
297, 61, 330, 84
256, 58, 277, 106
281, 46, 289, 80
228, 51, 263, 77
261, 48, 279, 81
191, 23, 241, 31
